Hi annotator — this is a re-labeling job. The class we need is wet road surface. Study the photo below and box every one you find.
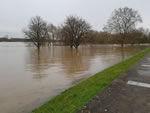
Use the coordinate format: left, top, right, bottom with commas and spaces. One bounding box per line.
77, 52, 150, 113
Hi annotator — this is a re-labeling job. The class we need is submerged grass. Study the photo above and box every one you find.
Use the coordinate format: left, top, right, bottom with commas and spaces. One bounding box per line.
32, 48, 150, 113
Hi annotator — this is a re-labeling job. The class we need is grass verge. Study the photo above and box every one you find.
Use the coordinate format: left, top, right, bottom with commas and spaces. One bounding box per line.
32, 48, 150, 113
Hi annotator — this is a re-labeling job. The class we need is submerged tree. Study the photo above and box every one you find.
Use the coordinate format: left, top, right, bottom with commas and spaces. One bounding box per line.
23, 16, 48, 49
61, 16, 91, 49
104, 7, 142, 47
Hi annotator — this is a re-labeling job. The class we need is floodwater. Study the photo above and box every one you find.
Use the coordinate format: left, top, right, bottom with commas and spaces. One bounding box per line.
0, 42, 149, 113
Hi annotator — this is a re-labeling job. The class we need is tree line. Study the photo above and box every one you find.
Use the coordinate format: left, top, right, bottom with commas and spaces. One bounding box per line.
23, 7, 150, 49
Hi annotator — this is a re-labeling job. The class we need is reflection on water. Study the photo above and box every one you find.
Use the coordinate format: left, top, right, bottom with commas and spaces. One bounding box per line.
0, 42, 149, 113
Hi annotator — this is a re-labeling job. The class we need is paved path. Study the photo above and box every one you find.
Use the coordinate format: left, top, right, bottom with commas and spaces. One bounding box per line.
77, 52, 150, 113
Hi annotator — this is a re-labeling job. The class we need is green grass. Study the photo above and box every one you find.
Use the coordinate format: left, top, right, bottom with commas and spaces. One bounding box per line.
32, 48, 150, 113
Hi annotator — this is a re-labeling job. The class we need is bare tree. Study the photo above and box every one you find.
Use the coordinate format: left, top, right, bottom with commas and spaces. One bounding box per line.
104, 7, 142, 47
61, 16, 91, 49
47, 24, 57, 46
23, 16, 48, 49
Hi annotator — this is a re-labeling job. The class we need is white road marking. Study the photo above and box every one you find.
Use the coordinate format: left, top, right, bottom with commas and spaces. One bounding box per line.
127, 80, 150, 88
141, 64, 150, 67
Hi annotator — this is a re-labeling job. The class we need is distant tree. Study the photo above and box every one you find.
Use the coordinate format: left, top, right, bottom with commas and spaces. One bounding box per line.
23, 16, 48, 49
61, 16, 91, 49
104, 7, 142, 47
85, 31, 110, 44
138, 27, 150, 37
47, 24, 57, 46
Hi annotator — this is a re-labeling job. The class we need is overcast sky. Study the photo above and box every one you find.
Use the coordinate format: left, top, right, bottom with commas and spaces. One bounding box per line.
0, 0, 150, 38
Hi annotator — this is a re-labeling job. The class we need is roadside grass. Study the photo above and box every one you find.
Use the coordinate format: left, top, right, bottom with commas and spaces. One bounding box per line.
32, 48, 150, 113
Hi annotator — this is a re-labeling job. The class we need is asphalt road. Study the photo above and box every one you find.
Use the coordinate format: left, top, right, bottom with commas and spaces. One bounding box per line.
77, 52, 150, 113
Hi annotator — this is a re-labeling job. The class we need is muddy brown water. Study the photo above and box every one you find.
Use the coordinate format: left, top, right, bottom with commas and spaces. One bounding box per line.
0, 42, 149, 113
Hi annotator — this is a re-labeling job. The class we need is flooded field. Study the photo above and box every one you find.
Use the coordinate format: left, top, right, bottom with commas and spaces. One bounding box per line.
0, 42, 149, 113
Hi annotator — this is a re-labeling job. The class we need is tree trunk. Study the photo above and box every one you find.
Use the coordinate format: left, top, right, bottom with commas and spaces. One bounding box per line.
120, 34, 126, 48
75, 45, 78, 50
121, 41, 124, 48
